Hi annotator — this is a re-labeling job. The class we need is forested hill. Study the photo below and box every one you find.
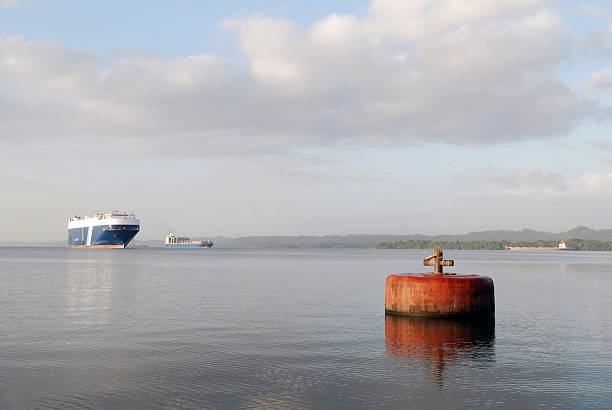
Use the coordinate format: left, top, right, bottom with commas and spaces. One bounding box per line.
373, 239, 612, 251
188, 226, 612, 248
447, 226, 612, 242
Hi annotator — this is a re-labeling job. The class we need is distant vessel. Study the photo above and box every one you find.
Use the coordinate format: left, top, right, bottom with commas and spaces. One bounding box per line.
505, 241, 572, 251
165, 233, 214, 248
68, 211, 140, 248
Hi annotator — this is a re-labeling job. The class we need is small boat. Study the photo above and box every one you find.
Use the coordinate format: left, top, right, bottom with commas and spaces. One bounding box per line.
164, 233, 214, 248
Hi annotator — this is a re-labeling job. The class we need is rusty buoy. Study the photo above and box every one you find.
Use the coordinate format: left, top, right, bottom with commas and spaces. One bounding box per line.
385, 249, 494, 317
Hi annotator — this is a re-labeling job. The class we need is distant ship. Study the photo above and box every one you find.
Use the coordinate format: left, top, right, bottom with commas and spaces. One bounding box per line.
68, 211, 140, 248
165, 233, 214, 248
505, 241, 572, 251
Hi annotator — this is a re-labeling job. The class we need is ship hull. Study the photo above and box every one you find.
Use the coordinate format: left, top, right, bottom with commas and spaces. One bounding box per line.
165, 243, 213, 248
68, 224, 139, 248
71, 244, 126, 249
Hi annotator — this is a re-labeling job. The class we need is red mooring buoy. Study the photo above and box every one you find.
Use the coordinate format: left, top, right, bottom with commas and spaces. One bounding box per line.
385, 249, 494, 317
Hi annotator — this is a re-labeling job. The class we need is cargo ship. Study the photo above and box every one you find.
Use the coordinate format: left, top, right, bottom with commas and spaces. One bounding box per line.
68, 211, 140, 248
505, 241, 572, 251
165, 233, 214, 248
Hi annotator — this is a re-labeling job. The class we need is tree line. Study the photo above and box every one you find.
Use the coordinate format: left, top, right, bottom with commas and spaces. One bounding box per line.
373, 239, 612, 251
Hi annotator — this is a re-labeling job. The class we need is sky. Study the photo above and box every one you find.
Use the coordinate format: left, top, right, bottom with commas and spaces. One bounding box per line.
2, 0, 612, 241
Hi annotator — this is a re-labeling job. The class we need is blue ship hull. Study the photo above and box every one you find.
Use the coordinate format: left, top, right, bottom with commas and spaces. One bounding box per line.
68, 225, 139, 248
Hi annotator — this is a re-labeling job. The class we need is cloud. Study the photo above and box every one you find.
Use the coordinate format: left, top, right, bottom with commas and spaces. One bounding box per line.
576, 171, 612, 191
577, 5, 612, 22
589, 138, 611, 150
456, 165, 612, 196
0, 0, 605, 156
587, 67, 612, 90
456, 167, 568, 195
0, 0, 32, 8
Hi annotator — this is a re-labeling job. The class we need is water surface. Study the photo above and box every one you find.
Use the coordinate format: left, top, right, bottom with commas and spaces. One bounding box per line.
0, 248, 610, 408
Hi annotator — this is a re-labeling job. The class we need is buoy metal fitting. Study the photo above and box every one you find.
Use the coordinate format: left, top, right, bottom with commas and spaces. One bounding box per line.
423, 248, 454, 275
385, 249, 495, 317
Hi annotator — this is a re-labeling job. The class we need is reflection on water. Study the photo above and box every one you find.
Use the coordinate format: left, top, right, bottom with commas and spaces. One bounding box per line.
385, 315, 495, 386
64, 254, 114, 326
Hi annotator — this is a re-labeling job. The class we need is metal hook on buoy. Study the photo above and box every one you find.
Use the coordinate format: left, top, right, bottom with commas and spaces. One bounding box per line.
423, 248, 454, 275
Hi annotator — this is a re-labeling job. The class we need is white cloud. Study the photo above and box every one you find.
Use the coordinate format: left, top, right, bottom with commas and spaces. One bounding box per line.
577, 5, 612, 22
576, 171, 612, 191
589, 138, 611, 150
0, 0, 604, 155
456, 167, 568, 195
0, 0, 33, 8
587, 67, 612, 90
457, 166, 612, 196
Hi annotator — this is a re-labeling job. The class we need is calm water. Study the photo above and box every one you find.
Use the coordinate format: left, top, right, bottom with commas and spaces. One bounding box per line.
0, 248, 611, 409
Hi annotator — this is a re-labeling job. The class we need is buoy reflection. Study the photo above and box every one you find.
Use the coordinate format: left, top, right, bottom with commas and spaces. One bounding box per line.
385, 315, 495, 386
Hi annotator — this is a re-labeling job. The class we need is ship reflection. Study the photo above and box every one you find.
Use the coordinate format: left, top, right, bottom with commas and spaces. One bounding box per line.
64, 254, 114, 326
385, 315, 495, 386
